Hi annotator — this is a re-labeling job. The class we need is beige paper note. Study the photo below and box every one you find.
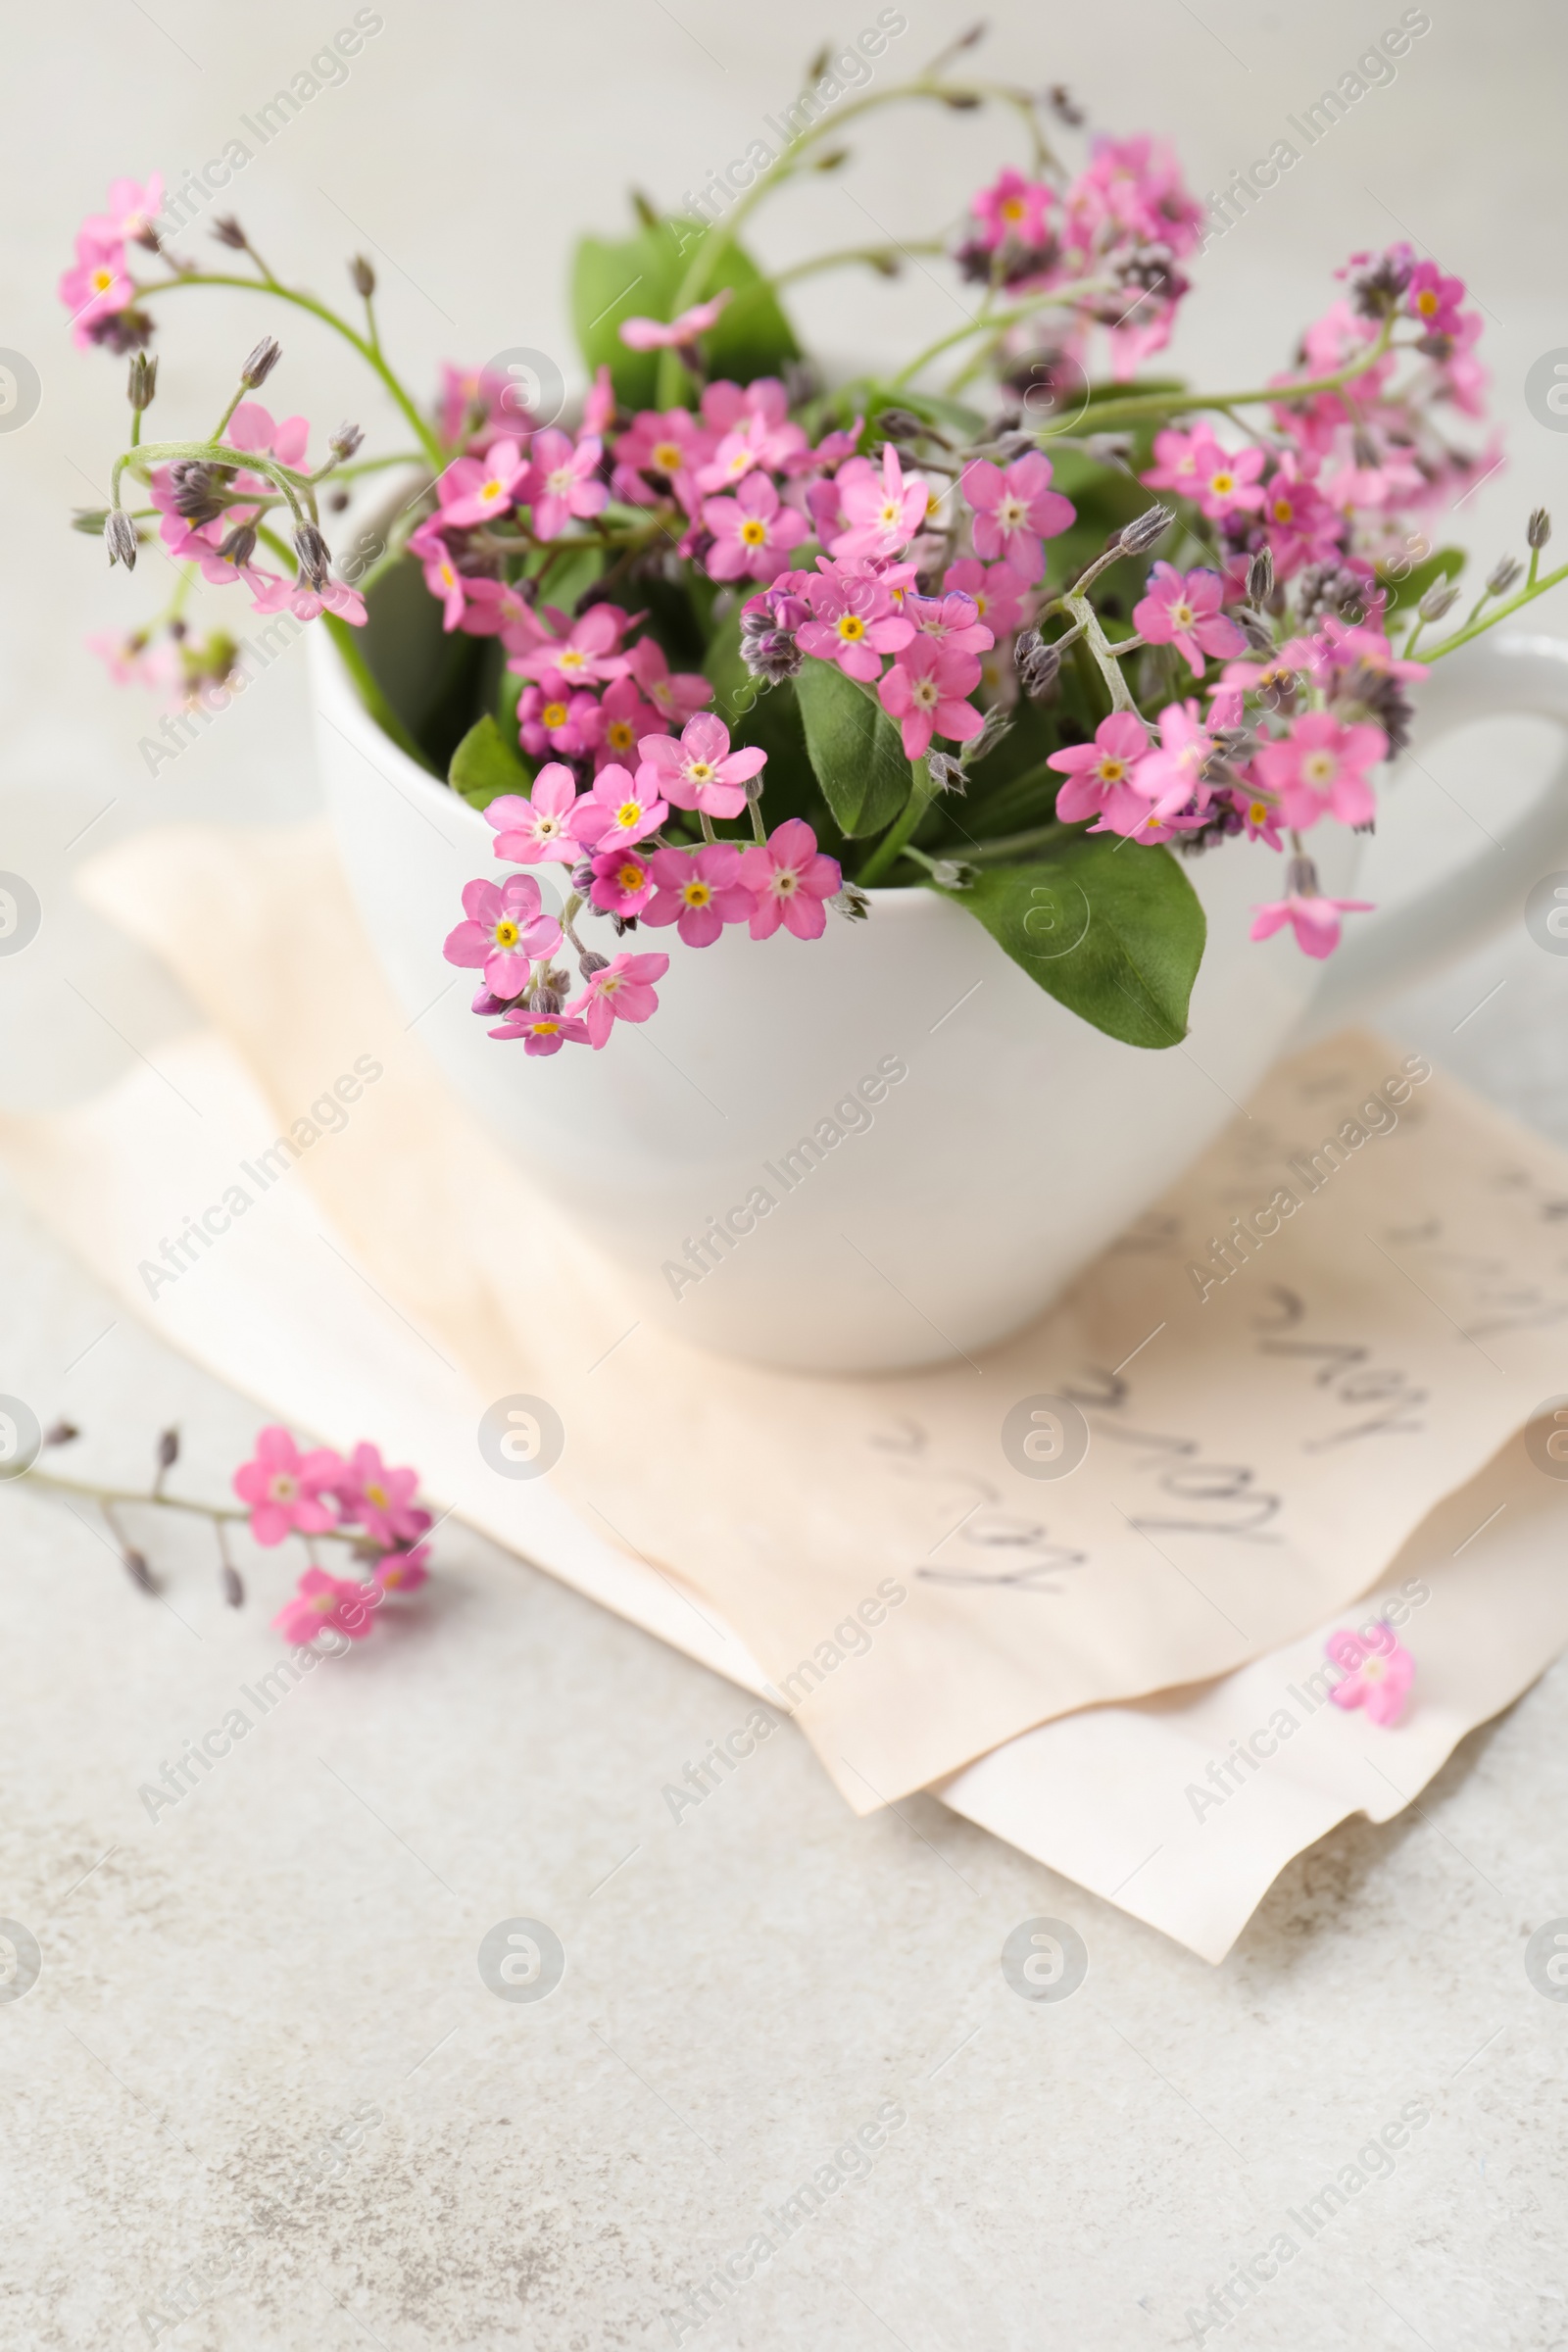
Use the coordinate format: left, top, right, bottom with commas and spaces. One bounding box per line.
18, 822, 1568, 1809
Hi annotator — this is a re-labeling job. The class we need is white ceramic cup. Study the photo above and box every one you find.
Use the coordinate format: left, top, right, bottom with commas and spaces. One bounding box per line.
314, 628, 1568, 1372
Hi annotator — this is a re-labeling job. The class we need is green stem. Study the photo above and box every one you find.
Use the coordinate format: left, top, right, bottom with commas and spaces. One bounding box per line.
857, 760, 938, 886
1064, 592, 1141, 715
764, 237, 946, 292
131, 271, 443, 467
1045, 318, 1397, 440
1424, 557, 1568, 661
888, 277, 1116, 391
654, 67, 1025, 406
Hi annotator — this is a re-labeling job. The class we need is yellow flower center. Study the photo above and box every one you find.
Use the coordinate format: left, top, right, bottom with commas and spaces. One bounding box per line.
480, 480, 505, 506
92, 268, 115, 293
614, 801, 641, 829
617, 862, 644, 891
541, 701, 568, 729
1416, 289, 1438, 317
836, 614, 866, 642
1099, 758, 1126, 783
687, 760, 714, 783
547, 466, 575, 494
311, 1591, 336, 1613
533, 1019, 560, 1035
653, 441, 683, 472
682, 880, 711, 907
1172, 602, 1195, 626
608, 721, 634, 752
1301, 751, 1337, 785
367, 1483, 389, 1508
1210, 471, 1235, 495
739, 518, 768, 547
269, 1474, 298, 1502
493, 920, 520, 949
558, 648, 585, 670
1250, 800, 1268, 825
1272, 497, 1295, 522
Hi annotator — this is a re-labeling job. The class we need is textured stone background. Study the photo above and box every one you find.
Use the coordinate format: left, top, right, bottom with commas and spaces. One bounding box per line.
4, 2, 1568, 2344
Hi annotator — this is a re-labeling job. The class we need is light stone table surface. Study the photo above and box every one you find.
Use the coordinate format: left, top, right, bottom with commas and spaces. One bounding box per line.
5, 0, 1568, 2342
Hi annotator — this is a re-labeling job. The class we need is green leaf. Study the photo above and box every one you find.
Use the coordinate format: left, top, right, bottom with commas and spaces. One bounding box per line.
794, 657, 912, 839
448, 713, 531, 812
570, 218, 800, 409
1377, 543, 1464, 618
929, 834, 1205, 1050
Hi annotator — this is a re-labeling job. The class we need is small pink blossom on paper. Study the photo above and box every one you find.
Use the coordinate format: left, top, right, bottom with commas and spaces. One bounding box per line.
1326, 1622, 1414, 1726
233, 1427, 345, 1547
271, 1566, 379, 1645
338, 1442, 431, 1549
373, 1545, 430, 1595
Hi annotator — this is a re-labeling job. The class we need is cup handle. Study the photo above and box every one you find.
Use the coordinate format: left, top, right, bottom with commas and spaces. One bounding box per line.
1293, 631, 1568, 1042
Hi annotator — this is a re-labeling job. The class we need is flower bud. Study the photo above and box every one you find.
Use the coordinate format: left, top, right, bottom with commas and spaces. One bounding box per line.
240, 335, 281, 389
1015, 629, 1060, 700
43, 1419, 79, 1447
349, 254, 375, 298
1486, 555, 1522, 597
329, 420, 365, 462
217, 522, 258, 567
122, 1548, 155, 1593
1528, 508, 1552, 551
525, 982, 562, 1015
221, 1563, 245, 1608
578, 951, 611, 979
1286, 853, 1320, 899
211, 215, 248, 250
569, 860, 597, 897
830, 883, 871, 921
126, 352, 158, 411
104, 510, 139, 570
1119, 504, 1173, 558
926, 752, 967, 794
1418, 578, 1460, 622
156, 1427, 180, 1471
1247, 545, 1275, 605
930, 858, 977, 888
293, 522, 331, 591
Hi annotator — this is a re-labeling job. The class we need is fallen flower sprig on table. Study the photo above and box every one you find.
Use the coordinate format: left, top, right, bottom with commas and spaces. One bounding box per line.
23, 1420, 432, 1644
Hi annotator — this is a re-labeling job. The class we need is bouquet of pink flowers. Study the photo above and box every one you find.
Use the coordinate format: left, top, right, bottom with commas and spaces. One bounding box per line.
66, 29, 1563, 1056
